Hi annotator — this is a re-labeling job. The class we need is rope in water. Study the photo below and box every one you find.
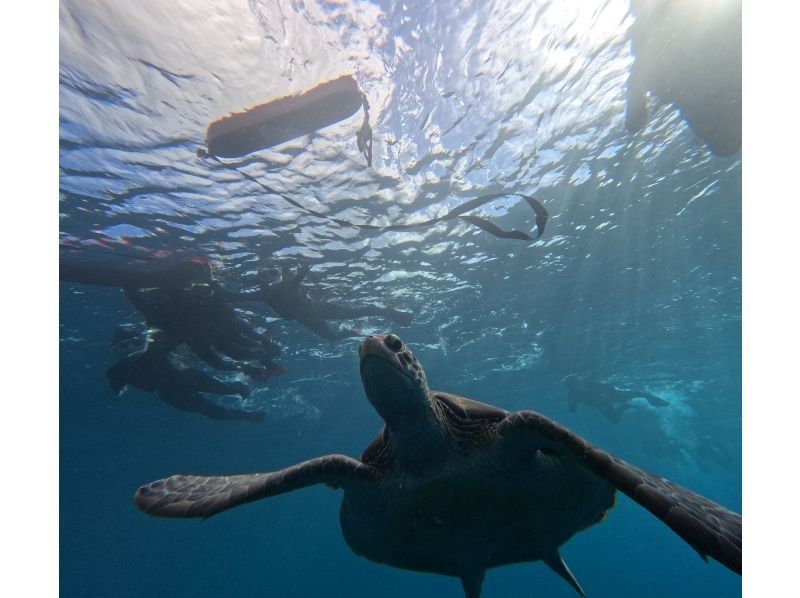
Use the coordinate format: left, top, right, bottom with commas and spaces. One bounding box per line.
202, 154, 549, 242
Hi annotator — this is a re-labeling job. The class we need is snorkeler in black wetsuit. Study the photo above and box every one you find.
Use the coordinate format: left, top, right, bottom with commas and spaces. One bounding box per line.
60, 250, 286, 381
125, 282, 285, 381
563, 375, 669, 424
625, 0, 741, 156
107, 329, 264, 422
243, 263, 414, 342
59, 253, 214, 290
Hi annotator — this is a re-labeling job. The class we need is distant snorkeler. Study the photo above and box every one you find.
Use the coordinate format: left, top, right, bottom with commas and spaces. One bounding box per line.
107, 328, 264, 423
625, 0, 741, 156
238, 263, 414, 342
563, 374, 669, 424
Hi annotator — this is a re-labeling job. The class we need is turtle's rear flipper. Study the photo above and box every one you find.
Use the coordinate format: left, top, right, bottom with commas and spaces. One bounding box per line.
497, 411, 741, 575
135, 455, 374, 519
542, 551, 585, 597
460, 570, 485, 598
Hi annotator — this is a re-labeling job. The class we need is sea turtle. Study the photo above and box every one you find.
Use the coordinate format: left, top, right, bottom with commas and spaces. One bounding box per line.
135, 333, 741, 596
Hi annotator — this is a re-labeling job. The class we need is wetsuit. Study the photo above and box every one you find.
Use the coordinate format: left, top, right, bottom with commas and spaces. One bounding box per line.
107, 330, 263, 422
61, 251, 284, 380
125, 282, 284, 379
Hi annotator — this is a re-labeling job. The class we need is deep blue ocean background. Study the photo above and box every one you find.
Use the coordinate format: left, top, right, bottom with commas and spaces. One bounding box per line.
60, 0, 741, 596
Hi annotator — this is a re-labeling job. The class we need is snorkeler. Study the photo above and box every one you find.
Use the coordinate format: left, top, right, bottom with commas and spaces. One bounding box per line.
59, 252, 213, 290
563, 374, 668, 424
124, 282, 286, 381
240, 263, 414, 342
61, 249, 286, 381
107, 328, 264, 423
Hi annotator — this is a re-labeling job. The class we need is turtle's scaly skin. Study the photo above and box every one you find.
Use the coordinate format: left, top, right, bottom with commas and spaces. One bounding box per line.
135, 334, 741, 597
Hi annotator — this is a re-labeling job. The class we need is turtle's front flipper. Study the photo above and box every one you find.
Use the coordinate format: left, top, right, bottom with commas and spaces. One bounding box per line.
497, 411, 741, 575
134, 455, 375, 519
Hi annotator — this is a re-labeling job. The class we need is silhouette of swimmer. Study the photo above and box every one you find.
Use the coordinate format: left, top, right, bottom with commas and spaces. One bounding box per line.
60, 254, 213, 290
244, 264, 414, 342
563, 375, 669, 424
60, 252, 286, 381
625, 0, 741, 156
125, 282, 285, 381
107, 329, 264, 423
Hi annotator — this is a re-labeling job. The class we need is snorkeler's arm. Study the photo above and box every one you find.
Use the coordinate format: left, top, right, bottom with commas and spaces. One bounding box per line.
140, 329, 180, 359
60, 259, 143, 288
60, 255, 212, 290
212, 282, 266, 304
288, 263, 312, 290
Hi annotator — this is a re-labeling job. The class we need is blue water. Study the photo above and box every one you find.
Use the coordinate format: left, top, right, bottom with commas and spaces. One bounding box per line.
60, 0, 741, 596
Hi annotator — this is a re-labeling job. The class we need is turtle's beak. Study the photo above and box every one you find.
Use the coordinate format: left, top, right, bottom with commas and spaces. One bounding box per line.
358, 334, 428, 396
359, 335, 400, 368
358, 335, 432, 441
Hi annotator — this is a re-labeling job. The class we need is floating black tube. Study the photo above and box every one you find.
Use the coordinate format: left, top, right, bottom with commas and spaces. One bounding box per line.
204, 75, 365, 159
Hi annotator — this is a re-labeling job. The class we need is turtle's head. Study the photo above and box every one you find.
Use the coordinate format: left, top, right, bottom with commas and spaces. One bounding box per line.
359, 334, 430, 423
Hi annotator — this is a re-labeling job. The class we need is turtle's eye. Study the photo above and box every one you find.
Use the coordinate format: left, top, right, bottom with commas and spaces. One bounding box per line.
384, 334, 403, 352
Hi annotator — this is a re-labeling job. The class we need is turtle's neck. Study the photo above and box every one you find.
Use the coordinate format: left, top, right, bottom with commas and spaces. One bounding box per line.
382, 395, 448, 472
359, 345, 448, 471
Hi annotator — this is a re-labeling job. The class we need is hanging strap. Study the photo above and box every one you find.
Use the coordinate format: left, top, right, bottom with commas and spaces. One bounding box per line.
204, 154, 548, 242
356, 93, 373, 167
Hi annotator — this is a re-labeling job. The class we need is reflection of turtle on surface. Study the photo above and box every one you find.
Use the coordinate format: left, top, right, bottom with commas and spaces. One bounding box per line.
136, 334, 740, 597
563, 374, 669, 423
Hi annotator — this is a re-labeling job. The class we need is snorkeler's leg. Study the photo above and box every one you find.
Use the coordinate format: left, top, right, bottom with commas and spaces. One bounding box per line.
616, 390, 641, 404
199, 337, 285, 381
239, 361, 287, 381
188, 340, 240, 372
640, 391, 669, 407
211, 336, 271, 366
617, 389, 669, 408
218, 312, 264, 344
313, 302, 413, 326
300, 317, 353, 342
180, 369, 249, 398
216, 329, 281, 363
597, 403, 625, 424
159, 390, 263, 423
384, 308, 413, 327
